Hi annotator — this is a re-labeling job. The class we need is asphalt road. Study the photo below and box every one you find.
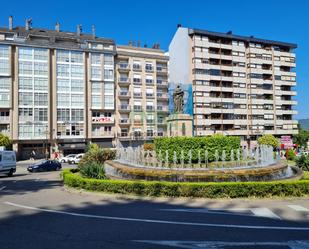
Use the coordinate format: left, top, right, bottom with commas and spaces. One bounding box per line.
0, 162, 309, 249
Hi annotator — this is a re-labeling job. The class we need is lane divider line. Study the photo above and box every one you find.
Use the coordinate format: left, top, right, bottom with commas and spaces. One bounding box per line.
288, 205, 309, 212
4, 201, 309, 231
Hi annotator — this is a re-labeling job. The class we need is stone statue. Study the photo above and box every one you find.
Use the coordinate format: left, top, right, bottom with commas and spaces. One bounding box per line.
173, 85, 184, 113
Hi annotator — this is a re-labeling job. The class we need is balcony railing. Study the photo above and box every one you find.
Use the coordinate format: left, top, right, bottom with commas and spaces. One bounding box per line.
133, 92, 142, 97
157, 92, 168, 98
118, 105, 130, 111
133, 64, 142, 71
146, 106, 155, 111
120, 118, 130, 124
134, 105, 142, 111
92, 131, 114, 137
119, 91, 130, 97
133, 78, 142, 85
117, 63, 130, 70
156, 80, 168, 86
118, 78, 130, 84
157, 106, 169, 112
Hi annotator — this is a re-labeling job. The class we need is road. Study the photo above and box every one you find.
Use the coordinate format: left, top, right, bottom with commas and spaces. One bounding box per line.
0, 162, 309, 249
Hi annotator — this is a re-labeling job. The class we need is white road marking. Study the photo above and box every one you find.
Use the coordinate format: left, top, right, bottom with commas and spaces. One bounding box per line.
251, 208, 281, 220
5, 201, 309, 231
0, 186, 6, 191
135, 240, 309, 249
159, 208, 251, 217
288, 205, 309, 212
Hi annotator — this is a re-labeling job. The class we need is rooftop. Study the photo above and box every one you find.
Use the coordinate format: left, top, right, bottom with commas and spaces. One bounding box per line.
188, 28, 297, 49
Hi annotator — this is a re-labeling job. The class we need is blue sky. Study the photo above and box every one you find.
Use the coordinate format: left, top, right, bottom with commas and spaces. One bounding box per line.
1, 0, 308, 118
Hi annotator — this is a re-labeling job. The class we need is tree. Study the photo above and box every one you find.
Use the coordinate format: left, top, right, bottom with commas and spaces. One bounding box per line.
0, 133, 11, 148
293, 127, 309, 149
257, 134, 279, 149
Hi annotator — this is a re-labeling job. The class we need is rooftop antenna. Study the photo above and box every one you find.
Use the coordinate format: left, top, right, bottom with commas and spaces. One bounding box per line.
9, 16, 13, 30
55, 22, 60, 32
91, 25, 96, 39
25, 18, 32, 31
77, 24, 82, 36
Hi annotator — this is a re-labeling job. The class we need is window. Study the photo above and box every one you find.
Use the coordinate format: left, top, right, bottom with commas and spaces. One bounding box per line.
91, 66, 101, 79
34, 108, 48, 122
57, 50, 70, 63
145, 62, 153, 71
91, 53, 101, 65
71, 79, 84, 92
19, 47, 32, 60
0, 45, 9, 58
18, 108, 33, 122
34, 78, 48, 91
146, 75, 153, 84
71, 65, 84, 78
19, 61, 32, 75
92, 95, 102, 108
70, 51, 83, 63
57, 93, 70, 106
57, 108, 70, 122
0, 78, 10, 90
34, 48, 48, 61
104, 96, 114, 109
71, 109, 84, 122
57, 64, 69, 77
104, 54, 113, 65
34, 62, 48, 76
57, 79, 70, 92
19, 92, 33, 106
0, 93, 10, 107
104, 69, 114, 80
71, 94, 84, 107
92, 82, 101, 92
34, 93, 48, 106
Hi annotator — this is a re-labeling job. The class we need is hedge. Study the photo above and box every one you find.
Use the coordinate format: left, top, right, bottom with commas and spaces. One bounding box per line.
154, 135, 241, 163
62, 169, 309, 198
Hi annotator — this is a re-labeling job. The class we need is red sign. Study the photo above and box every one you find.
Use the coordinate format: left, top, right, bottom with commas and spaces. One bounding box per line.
92, 117, 114, 123
280, 135, 293, 149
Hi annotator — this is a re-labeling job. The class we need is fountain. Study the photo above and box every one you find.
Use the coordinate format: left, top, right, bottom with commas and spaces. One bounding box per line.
105, 144, 301, 182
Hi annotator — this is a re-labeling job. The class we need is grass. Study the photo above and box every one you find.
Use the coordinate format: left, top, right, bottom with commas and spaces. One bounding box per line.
303, 171, 309, 180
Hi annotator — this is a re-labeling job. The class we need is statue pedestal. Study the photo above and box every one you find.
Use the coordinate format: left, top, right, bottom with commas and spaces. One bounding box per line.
166, 113, 193, 137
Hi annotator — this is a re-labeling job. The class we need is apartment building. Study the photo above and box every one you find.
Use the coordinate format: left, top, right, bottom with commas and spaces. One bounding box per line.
0, 17, 116, 159
115, 45, 169, 147
169, 26, 298, 143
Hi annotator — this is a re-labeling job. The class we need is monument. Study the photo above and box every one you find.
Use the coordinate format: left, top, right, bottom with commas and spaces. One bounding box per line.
166, 85, 193, 137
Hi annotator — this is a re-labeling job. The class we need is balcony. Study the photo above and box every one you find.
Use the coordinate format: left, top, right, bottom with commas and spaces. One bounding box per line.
146, 93, 155, 98
0, 116, 10, 124
118, 132, 130, 140
117, 63, 130, 71
118, 105, 131, 112
146, 80, 154, 85
92, 131, 114, 138
133, 92, 142, 98
118, 77, 130, 86
157, 106, 169, 112
119, 118, 130, 126
157, 92, 168, 100
156, 66, 168, 75
145, 66, 154, 73
134, 105, 142, 112
133, 78, 142, 85
146, 106, 155, 112
118, 91, 130, 99
156, 80, 168, 87
133, 64, 142, 72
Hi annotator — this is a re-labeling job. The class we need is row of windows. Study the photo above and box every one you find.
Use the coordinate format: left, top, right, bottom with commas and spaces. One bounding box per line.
18, 108, 48, 122
19, 77, 48, 91
57, 108, 84, 122
19, 47, 48, 61
18, 124, 48, 138
18, 92, 48, 106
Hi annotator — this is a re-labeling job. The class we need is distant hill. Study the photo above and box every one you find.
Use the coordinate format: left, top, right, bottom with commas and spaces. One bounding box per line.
299, 119, 309, 130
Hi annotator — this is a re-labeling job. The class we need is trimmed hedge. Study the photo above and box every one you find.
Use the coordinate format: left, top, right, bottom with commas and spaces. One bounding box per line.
62, 169, 309, 198
154, 135, 241, 163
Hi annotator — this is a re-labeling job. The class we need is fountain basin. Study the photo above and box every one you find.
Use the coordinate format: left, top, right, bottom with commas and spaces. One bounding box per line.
105, 161, 303, 182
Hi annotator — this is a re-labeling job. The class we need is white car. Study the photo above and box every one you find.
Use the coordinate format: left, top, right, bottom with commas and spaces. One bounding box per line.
59, 154, 76, 163
68, 153, 84, 164
0, 150, 16, 177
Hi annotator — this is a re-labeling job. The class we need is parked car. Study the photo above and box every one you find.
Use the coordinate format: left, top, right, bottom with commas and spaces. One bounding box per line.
59, 154, 76, 163
68, 153, 84, 164
27, 160, 62, 173
0, 150, 16, 177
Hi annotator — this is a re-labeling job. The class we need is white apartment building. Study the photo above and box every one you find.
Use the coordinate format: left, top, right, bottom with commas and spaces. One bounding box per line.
169, 26, 298, 143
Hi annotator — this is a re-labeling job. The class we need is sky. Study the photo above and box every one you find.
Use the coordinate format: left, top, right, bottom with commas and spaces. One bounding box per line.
0, 0, 308, 119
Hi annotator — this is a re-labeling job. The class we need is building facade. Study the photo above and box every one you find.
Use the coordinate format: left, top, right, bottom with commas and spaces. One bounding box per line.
169, 27, 298, 145
0, 18, 116, 159
115, 45, 169, 147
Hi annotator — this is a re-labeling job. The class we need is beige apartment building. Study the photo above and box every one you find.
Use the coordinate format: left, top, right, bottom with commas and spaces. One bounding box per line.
115, 45, 169, 147
169, 26, 298, 144
0, 17, 117, 159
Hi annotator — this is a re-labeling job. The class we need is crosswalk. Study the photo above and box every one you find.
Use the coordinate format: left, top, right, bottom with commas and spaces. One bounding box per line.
160, 204, 309, 220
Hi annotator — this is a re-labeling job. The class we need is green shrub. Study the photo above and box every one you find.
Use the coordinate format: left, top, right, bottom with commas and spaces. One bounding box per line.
257, 134, 279, 149
286, 149, 296, 161
79, 146, 116, 168
0, 133, 11, 148
62, 169, 309, 198
296, 155, 309, 171
79, 162, 106, 179
303, 171, 309, 180
154, 135, 241, 163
